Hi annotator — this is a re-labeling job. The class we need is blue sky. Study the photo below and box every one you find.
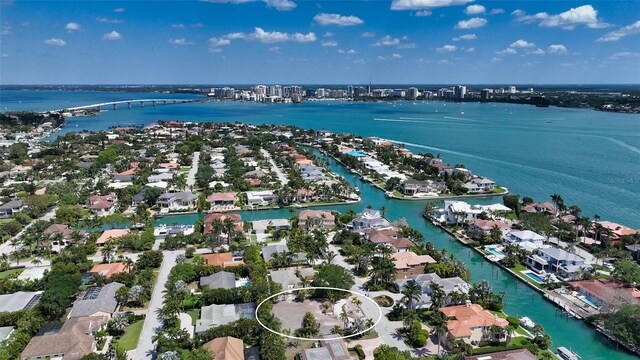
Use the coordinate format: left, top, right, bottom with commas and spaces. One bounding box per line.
1, 0, 639, 84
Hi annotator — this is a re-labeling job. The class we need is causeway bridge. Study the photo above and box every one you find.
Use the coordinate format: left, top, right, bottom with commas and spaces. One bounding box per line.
53, 98, 203, 112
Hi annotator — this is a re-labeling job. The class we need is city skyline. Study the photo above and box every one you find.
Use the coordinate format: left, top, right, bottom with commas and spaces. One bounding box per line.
1, 0, 639, 84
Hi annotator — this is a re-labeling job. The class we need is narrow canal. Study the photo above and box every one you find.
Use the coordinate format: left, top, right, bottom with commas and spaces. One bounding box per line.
157, 148, 636, 360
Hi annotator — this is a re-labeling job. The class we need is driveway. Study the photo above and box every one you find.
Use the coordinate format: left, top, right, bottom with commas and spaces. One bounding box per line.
134, 250, 184, 360
186, 151, 200, 190
260, 149, 288, 185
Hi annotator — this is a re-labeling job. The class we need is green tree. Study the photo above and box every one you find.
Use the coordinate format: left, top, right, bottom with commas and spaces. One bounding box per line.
313, 264, 355, 302
612, 261, 640, 286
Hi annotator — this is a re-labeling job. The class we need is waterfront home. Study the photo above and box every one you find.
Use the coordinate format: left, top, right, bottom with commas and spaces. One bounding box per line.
42, 224, 87, 253
465, 349, 537, 360
391, 251, 437, 279
20, 315, 108, 360
251, 219, 290, 233
246, 190, 277, 206
626, 244, 640, 261
346, 209, 391, 231
261, 244, 308, 265
522, 202, 558, 215
503, 230, 545, 245
299, 165, 327, 182
364, 228, 415, 253
466, 219, 510, 239
207, 192, 238, 208
202, 336, 245, 360
443, 201, 482, 224
132, 187, 148, 206
594, 221, 638, 244
90, 262, 131, 278
68, 282, 124, 318
200, 271, 236, 290
295, 188, 318, 202
399, 179, 446, 196
440, 302, 509, 346
298, 209, 335, 230
201, 252, 245, 268
299, 335, 352, 360
269, 268, 315, 289
526, 247, 591, 281
156, 191, 198, 211
195, 303, 255, 334
0, 200, 25, 218
568, 279, 640, 308
0, 291, 42, 313
95, 228, 130, 246
86, 193, 118, 216
395, 273, 470, 307
463, 177, 496, 194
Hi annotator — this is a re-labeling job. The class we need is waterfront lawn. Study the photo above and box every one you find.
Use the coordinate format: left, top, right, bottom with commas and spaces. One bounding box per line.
508, 263, 544, 289
118, 320, 144, 351
492, 186, 508, 194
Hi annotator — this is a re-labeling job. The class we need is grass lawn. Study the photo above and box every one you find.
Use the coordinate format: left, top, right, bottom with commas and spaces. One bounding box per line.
493, 186, 508, 194
250, 234, 258, 241
118, 320, 144, 351
187, 309, 200, 326
0, 268, 24, 279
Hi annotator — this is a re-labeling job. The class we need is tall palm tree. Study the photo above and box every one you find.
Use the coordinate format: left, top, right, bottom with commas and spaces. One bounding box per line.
402, 281, 422, 310
431, 311, 448, 355
403, 308, 419, 332
340, 304, 350, 329
550, 194, 564, 216
429, 282, 446, 311
326, 251, 337, 265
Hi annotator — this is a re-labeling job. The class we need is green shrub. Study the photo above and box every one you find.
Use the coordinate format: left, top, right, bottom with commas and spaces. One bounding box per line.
506, 316, 520, 328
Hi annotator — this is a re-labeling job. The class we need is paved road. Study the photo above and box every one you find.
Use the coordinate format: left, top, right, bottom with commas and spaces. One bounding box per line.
260, 149, 288, 185
0, 207, 57, 257
134, 250, 184, 360
186, 151, 200, 190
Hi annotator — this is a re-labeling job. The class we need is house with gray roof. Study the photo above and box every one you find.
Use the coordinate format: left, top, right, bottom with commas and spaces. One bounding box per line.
0, 200, 25, 218
156, 191, 198, 210
526, 246, 591, 281
0, 291, 42, 313
346, 209, 391, 231
261, 244, 308, 265
269, 268, 315, 289
200, 271, 236, 290
68, 282, 124, 318
195, 303, 255, 334
395, 273, 470, 308
0, 326, 14, 342
299, 336, 352, 360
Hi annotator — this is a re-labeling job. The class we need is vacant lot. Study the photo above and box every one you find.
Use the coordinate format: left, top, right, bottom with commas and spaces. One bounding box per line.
272, 299, 342, 336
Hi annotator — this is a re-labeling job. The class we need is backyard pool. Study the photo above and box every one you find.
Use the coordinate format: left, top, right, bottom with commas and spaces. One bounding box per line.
486, 247, 506, 257
522, 270, 544, 284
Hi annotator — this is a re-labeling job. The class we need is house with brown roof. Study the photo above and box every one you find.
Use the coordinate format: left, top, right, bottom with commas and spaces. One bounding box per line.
207, 192, 238, 208
202, 336, 244, 360
96, 228, 130, 246
363, 228, 415, 253
569, 279, 640, 309
42, 224, 87, 253
466, 219, 510, 239
21, 315, 108, 360
201, 252, 245, 268
86, 193, 118, 216
391, 251, 437, 279
595, 221, 638, 243
203, 213, 243, 236
298, 210, 335, 230
90, 262, 131, 278
440, 303, 509, 346
522, 202, 557, 215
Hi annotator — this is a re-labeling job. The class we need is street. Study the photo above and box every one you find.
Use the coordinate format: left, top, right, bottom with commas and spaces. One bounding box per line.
261, 149, 288, 185
186, 151, 200, 190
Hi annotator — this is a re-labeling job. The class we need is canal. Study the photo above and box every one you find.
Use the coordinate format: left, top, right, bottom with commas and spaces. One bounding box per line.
156, 148, 636, 360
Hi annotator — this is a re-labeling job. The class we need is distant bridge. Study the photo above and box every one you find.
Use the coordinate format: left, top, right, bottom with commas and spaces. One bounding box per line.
53, 98, 203, 112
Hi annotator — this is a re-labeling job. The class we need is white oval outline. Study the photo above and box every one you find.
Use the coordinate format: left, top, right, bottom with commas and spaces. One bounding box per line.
255, 286, 383, 341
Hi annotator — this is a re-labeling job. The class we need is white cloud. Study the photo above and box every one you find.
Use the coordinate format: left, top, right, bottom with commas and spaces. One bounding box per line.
490, 57, 502, 62
496, 47, 517, 55
527, 48, 545, 55
209, 48, 224, 53
171, 24, 185, 28
465, 47, 475, 52
438, 59, 450, 64
547, 44, 568, 54
489, 8, 504, 15
512, 5, 608, 30
510, 39, 535, 48
597, 21, 640, 42
96, 17, 123, 24
209, 37, 231, 47
452, 33, 476, 41
361, 32, 375, 37
102, 30, 122, 40
455, 17, 487, 29
169, 38, 194, 45
192, 23, 205, 28
65, 22, 80, 31
314, 13, 364, 26
391, 53, 402, 59
323, 32, 334, 37
397, 43, 416, 48
353, 58, 366, 64
464, 4, 485, 15
268, 46, 281, 52
436, 44, 457, 52
322, 40, 338, 47
223, 27, 316, 43
113, 7, 125, 12
264, 0, 296, 11
337, 49, 357, 54
415, 10, 432, 16
0, 25, 10, 36
391, 0, 472, 10
371, 35, 400, 46
44, 38, 67, 46
609, 51, 640, 59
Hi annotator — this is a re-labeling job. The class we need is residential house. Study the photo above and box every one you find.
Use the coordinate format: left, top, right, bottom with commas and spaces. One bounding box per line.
522, 202, 557, 215
0, 200, 25, 218
391, 252, 437, 279
203, 213, 242, 235
269, 268, 315, 290
399, 179, 445, 196
207, 192, 238, 208
363, 228, 415, 253
20, 315, 109, 360
298, 210, 335, 230
95, 229, 130, 246
466, 219, 510, 239
90, 262, 131, 279
299, 335, 352, 360
156, 191, 198, 211
195, 303, 255, 334
395, 273, 470, 308
504, 230, 545, 245
595, 221, 638, 244
148, 172, 174, 182
42, 224, 87, 253
443, 201, 482, 224
440, 303, 509, 346
200, 252, 245, 268
526, 247, 591, 280
346, 209, 391, 231
299, 165, 326, 182
69, 282, 124, 318
251, 219, 290, 233
86, 193, 118, 216
0, 291, 42, 313
463, 177, 496, 194
246, 190, 277, 206
568, 279, 640, 308
261, 244, 308, 265
200, 271, 236, 290
202, 336, 245, 360
132, 187, 148, 206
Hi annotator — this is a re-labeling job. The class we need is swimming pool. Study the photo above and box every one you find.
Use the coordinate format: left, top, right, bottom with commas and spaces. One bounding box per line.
486, 247, 505, 257
578, 295, 600, 308
522, 271, 544, 283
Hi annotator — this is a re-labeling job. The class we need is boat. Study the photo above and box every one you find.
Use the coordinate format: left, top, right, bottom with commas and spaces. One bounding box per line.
546, 120, 553, 123
460, 111, 464, 115
557, 347, 581, 360
519, 316, 535, 329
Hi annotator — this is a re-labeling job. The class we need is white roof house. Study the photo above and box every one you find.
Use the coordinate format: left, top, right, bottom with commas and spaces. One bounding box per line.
246, 190, 277, 206
505, 230, 546, 244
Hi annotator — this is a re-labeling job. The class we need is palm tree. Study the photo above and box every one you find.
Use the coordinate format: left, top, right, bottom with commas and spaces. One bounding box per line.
423, 203, 435, 219
326, 251, 337, 265
401, 281, 422, 310
223, 217, 236, 242
431, 311, 448, 355
102, 242, 115, 263
550, 194, 564, 216
123, 257, 135, 272
402, 308, 419, 332
340, 304, 350, 329
429, 282, 446, 311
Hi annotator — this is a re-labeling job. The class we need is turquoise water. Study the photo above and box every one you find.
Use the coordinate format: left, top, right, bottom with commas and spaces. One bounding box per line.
1, 90, 639, 359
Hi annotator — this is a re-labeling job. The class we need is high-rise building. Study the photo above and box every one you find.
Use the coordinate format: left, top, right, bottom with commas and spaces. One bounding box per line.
454, 85, 467, 99
254, 85, 266, 96
480, 89, 490, 100
347, 85, 354, 97
315, 88, 325, 98
508, 86, 517, 94
408, 87, 419, 100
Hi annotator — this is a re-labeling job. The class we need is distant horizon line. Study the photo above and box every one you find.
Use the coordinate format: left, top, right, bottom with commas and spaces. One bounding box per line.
2, 83, 640, 87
